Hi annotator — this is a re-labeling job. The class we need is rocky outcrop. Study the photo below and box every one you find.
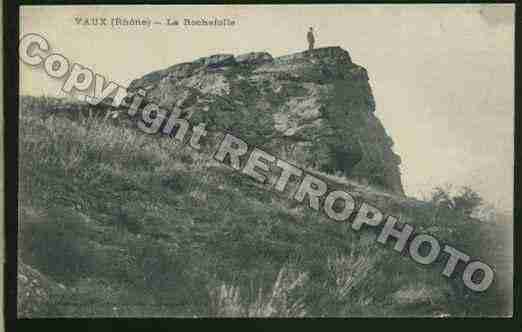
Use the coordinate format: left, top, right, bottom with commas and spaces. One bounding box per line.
128, 46, 404, 194
18, 261, 65, 317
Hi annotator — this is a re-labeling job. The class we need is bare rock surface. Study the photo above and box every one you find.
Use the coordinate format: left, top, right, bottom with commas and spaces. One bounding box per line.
18, 261, 65, 317
128, 46, 404, 194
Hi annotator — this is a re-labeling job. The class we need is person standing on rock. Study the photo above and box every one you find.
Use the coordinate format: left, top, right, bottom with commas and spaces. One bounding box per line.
307, 27, 315, 52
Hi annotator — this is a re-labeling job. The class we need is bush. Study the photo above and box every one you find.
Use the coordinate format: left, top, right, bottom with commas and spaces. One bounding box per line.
208, 265, 308, 317
430, 185, 483, 217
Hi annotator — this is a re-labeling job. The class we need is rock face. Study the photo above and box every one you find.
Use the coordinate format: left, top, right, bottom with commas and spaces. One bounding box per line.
128, 46, 404, 194
18, 261, 65, 317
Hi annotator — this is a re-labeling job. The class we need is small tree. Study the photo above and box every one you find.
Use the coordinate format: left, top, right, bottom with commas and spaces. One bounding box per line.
430, 185, 454, 209
430, 185, 483, 218
452, 186, 483, 217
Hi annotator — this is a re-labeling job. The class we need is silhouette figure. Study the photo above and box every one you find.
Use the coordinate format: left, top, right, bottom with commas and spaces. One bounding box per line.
307, 27, 315, 51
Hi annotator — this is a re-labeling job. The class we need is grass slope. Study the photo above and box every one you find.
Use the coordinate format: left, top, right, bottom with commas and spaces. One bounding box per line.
18, 97, 512, 317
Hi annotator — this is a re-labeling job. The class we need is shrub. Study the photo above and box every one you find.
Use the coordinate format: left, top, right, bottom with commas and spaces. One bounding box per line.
326, 247, 377, 301
430, 185, 483, 217
209, 266, 308, 317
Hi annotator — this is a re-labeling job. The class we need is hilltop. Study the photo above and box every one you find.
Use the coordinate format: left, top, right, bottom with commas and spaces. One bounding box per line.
127, 47, 404, 194
17, 47, 512, 317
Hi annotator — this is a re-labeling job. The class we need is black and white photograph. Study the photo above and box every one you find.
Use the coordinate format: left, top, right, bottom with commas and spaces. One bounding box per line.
14, 4, 514, 318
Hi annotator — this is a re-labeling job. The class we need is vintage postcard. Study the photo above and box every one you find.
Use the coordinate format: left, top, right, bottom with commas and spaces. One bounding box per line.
17, 4, 513, 317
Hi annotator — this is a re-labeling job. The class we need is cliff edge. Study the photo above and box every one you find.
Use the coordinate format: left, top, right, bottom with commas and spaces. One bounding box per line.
128, 46, 404, 194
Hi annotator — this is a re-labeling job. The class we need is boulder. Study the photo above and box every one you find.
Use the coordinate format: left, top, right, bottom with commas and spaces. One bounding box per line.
18, 262, 66, 317
127, 46, 405, 194
236, 52, 273, 65
194, 54, 236, 68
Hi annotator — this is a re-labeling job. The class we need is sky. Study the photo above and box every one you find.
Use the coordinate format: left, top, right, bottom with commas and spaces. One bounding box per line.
19, 5, 514, 211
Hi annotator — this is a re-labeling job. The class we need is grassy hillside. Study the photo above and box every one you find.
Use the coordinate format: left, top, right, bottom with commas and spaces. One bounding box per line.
18, 96, 512, 317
